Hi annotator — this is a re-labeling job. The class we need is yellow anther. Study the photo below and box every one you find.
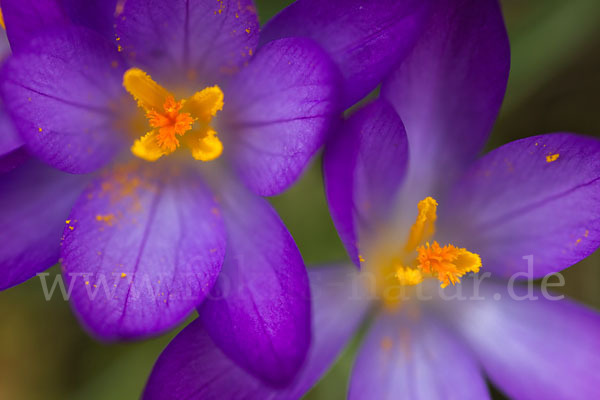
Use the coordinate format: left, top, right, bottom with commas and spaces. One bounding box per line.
185, 86, 224, 123
123, 68, 224, 162
123, 68, 171, 111
183, 128, 223, 162
0, 8, 5, 30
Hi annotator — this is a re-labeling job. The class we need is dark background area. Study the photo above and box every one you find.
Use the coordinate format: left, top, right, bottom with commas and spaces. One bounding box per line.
1, 0, 599, 398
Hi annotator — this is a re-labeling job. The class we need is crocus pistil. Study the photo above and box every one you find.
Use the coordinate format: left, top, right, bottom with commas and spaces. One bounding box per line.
123, 68, 224, 162
364, 197, 482, 307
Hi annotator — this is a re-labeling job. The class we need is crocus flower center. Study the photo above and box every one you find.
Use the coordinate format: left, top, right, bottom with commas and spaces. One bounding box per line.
364, 197, 482, 308
123, 68, 224, 162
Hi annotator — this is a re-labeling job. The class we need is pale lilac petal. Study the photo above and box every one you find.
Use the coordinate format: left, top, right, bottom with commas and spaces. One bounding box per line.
261, 0, 431, 107
446, 280, 600, 400
382, 0, 510, 199
222, 37, 339, 196
441, 134, 600, 278
199, 180, 310, 385
62, 162, 225, 340
349, 310, 489, 400
323, 99, 408, 265
143, 265, 369, 400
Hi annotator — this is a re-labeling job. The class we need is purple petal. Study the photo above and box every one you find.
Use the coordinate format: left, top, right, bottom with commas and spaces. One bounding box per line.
0, 26, 26, 172
323, 99, 408, 266
349, 310, 489, 400
382, 0, 510, 198
0, 27, 127, 174
2, 0, 117, 52
222, 37, 339, 196
61, 162, 226, 340
198, 180, 310, 385
261, 0, 431, 108
60, 0, 118, 40
0, 101, 27, 173
116, 0, 259, 86
0, 160, 88, 290
442, 134, 600, 278
0, 146, 28, 174
0, 28, 10, 55
447, 280, 600, 400
0, 104, 22, 155
144, 265, 369, 400
2, 0, 69, 52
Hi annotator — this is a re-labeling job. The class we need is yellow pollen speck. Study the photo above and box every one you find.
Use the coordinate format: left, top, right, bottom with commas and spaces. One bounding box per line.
358, 255, 365, 263
65, 220, 71, 224
245, 28, 251, 33
68, 226, 74, 231
0, 8, 5, 30
121, 272, 127, 278
38, 127, 43, 132
115, 0, 126, 16
85, 281, 90, 285
117, 45, 123, 52
585, 230, 589, 237
123, 68, 224, 162
96, 214, 115, 226
546, 153, 560, 163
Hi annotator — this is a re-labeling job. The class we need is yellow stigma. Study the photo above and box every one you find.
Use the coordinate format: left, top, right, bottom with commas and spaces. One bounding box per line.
395, 197, 481, 289
123, 68, 224, 162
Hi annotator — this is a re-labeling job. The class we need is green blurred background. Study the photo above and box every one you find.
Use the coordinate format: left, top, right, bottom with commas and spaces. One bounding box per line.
1, 0, 599, 398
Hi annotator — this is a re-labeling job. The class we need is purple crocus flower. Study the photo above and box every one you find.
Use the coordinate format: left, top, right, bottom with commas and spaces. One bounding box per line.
142, 0, 600, 398
0, 0, 363, 386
